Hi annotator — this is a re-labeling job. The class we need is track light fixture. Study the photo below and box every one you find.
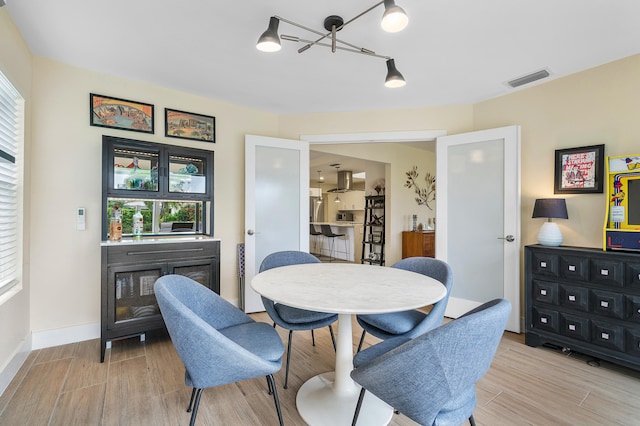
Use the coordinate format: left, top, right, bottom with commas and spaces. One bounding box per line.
256, 0, 408, 88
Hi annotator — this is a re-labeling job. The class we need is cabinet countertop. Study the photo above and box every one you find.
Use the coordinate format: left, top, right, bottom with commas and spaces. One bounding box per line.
100, 235, 220, 246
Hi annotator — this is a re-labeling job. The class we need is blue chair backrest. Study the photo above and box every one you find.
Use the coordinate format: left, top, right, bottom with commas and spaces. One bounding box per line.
259, 251, 320, 272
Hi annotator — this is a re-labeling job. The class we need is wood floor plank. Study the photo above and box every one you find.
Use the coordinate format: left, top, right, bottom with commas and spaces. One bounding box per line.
3, 314, 640, 426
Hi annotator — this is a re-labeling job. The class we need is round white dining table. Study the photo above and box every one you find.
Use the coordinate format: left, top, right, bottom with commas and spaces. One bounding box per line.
251, 262, 447, 426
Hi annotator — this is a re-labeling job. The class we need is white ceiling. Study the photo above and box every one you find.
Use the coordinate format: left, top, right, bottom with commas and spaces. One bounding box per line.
6, 1, 640, 115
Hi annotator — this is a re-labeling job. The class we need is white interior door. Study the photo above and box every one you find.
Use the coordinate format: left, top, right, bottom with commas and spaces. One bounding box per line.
244, 135, 309, 313
436, 126, 521, 332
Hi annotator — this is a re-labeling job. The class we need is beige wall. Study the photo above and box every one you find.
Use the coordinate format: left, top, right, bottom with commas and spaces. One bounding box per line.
0, 9, 32, 374
474, 54, 640, 249
28, 57, 279, 334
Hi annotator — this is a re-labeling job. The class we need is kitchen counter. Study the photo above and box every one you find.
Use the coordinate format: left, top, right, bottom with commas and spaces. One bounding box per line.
311, 221, 362, 227
310, 223, 362, 261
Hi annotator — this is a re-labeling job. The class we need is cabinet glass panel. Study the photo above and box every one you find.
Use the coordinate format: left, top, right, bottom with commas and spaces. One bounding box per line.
114, 268, 162, 322
169, 153, 207, 194
172, 264, 211, 287
113, 147, 159, 191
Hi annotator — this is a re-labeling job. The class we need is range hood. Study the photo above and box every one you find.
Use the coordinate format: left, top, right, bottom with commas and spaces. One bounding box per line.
327, 170, 353, 192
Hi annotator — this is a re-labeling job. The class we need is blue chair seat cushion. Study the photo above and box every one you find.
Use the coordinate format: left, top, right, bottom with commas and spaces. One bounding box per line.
219, 322, 284, 362
274, 304, 335, 325
359, 310, 427, 335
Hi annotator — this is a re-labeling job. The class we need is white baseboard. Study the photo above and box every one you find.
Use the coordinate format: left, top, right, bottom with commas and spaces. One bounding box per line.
0, 335, 31, 397
32, 322, 100, 350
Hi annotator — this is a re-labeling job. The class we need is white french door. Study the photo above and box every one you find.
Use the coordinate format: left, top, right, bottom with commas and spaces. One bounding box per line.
436, 126, 521, 332
244, 135, 309, 313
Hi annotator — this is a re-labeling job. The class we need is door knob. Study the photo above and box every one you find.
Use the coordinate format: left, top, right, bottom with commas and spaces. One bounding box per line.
247, 229, 255, 235
497, 235, 515, 242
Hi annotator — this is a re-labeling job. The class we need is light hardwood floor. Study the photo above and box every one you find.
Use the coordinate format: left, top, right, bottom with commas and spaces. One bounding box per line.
1, 313, 640, 425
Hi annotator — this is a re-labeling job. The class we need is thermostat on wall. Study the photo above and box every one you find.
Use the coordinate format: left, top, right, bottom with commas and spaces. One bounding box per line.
77, 207, 86, 230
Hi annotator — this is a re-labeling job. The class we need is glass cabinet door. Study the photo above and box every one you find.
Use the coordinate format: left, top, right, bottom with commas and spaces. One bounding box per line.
112, 146, 160, 192
168, 151, 208, 194
110, 265, 163, 324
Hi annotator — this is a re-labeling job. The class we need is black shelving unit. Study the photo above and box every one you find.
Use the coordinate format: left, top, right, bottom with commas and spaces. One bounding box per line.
361, 195, 385, 265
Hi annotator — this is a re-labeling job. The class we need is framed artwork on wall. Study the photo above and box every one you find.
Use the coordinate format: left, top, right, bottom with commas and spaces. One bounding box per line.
554, 144, 605, 194
165, 108, 215, 142
90, 93, 154, 134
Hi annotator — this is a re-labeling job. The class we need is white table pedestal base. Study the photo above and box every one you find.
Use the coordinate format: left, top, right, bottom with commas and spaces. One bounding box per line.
296, 372, 393, 426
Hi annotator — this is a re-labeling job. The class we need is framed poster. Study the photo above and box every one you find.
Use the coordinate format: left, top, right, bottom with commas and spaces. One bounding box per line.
554, 144, 604, 194
165, 108, 215, 142
90, 93, 154, 134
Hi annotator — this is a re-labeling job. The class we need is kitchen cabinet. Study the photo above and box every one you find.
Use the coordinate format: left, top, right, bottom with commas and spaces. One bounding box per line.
338, 190, 365, 211
525, 244, 640, 371
100, 238, 220, 362
402, 231, 435, 258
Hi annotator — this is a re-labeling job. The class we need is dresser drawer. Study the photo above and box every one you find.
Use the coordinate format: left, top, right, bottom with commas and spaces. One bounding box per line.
626, 328, 640, 356
591, 320, 625, 352
590, 289, 625, 319
625, 263, 640, 288
532, 280, 558, 305
559, 312, 590, 342
530, 252, 558, 277
590, 258, 623, 287
532, 307, 558, 333
559, 284, 589, 312
625, 295, 640, 323
559, 255, 589, 281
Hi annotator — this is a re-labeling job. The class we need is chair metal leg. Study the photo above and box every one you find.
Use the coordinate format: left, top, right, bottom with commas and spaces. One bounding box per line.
351, 388, 367, 426
266, 374, 284, 426
357, 330, 367, 352
266, 375, 274, 395
329, 325, 337, 351
187, 388, 197, 412
311, 329, 316, 346
188, 388, 204, 426
285, 329, 293, 389
469, 414, 476, 426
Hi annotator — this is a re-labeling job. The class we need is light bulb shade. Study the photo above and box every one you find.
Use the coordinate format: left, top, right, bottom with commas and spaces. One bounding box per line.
257, 17, 282, 52
532, 198, 568, 219
537, 221, 563, 246
334, 195, 341, 203
385, 59, 406, 88
381, 0, 409, 32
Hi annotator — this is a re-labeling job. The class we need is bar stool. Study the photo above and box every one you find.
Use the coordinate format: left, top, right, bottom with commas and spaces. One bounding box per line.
320, 224, 348, 262
310, 224, 323, 254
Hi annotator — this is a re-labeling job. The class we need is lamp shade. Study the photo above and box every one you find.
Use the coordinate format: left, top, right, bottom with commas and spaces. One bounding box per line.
385, 59, 406, 88
257, 17, 282, 52
381, 0, 409, 32
532, 198, 568, 219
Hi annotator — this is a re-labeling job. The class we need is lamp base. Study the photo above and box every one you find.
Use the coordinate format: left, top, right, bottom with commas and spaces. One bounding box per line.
537, 221, 563, 246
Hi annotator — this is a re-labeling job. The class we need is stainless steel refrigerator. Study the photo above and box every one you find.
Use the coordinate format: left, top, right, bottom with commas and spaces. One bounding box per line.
310, 196, 324, 222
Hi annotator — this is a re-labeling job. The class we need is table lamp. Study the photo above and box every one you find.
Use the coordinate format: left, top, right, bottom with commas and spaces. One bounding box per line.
532, 198, 568, 246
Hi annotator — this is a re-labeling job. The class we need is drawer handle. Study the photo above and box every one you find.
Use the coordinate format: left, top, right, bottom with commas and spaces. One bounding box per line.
568, 295, 576, 302
601, 332, 610, 340
600, 300, 609, 308
540, 317, 548, 324
127, 248, 205, 256
540, 289, 547, 296
568, 265, 576, 272
568, 324, 576, 331
540, 261, 547, 268
601, 269, 609, 276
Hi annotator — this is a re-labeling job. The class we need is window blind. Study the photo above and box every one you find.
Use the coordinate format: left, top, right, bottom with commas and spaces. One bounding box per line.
0, 71, 23, 292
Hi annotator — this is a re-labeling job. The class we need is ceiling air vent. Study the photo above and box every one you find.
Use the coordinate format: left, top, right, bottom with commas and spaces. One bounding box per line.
507, 69, 551, 88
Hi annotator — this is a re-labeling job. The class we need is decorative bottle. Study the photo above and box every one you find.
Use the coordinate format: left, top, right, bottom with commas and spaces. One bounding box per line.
132, 209, 143, 238
109, 205, 122, 241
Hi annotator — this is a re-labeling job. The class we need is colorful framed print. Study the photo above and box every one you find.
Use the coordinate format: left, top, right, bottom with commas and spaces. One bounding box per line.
165, 108, 215, 142
90, 93, 154, 134
554, 144, 605, 194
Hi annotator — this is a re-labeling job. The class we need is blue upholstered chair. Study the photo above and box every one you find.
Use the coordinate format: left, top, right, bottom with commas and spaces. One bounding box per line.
356, 256, 453, 352
260, 251, 337, 388
154, 274, 284, 426
350, 298, 511, 426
